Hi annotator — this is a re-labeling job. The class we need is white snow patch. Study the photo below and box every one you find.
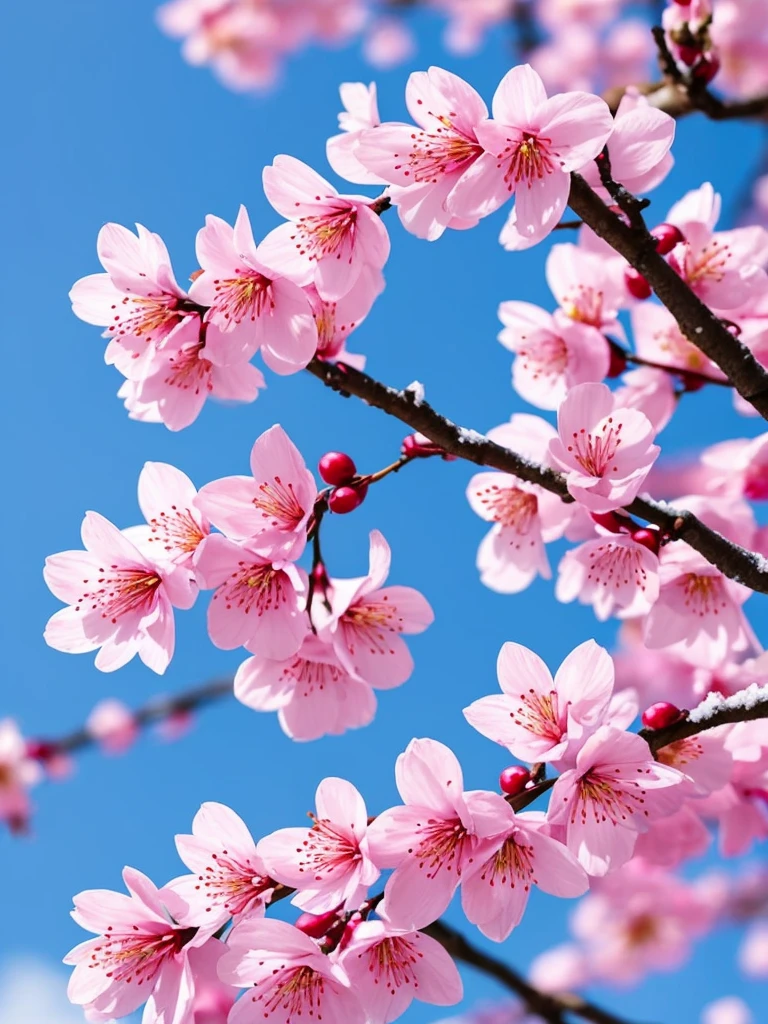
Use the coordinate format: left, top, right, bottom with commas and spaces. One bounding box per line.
688, 683, 768, 724
458, 427, 487, 445
404, 381, 425, 405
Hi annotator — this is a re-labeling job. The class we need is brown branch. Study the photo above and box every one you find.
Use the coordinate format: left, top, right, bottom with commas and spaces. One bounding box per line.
567, 174, 768, 421
306, 357, 768, 593
641, 686, 768, 753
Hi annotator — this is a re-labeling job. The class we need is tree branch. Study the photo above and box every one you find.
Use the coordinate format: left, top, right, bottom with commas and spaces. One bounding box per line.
306, 357, 768, 593
642, 684, 768, 753
567, 174, 768, 421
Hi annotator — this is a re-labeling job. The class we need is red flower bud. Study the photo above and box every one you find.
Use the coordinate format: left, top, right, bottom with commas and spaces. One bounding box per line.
318, 452, 357, 487
641, 702, 685, 730
499, 765, 531, 797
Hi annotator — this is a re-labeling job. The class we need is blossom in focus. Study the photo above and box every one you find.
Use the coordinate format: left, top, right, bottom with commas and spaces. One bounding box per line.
234, 634, 377, 741
259, 155, 390, 301
544, 242, 626, 338
464, 639, 615, 764
549, 382, 660, 513
336, 918, 464, 1022
0, 720, 40, 831
44, 511, 196, 674
170, 802, 273, 928
556, 532, 660, 621
258, 776, 379, 913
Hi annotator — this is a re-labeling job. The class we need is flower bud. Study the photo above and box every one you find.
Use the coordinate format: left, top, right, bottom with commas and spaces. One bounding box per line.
499, 765, 531, 796
641, 702, 685, 729
625, 268, 652, 300
318, 452, 357, 487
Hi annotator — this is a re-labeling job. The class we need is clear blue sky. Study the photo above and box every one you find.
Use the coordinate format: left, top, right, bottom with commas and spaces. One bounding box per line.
2, 2, 766, 1021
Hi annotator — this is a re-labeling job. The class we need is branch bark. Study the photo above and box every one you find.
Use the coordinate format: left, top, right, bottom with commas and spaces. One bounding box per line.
642, 685, 768, 753
306, 357, 768, 593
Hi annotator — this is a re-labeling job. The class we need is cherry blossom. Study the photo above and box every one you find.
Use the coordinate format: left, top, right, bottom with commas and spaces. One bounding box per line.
317, 529, 434, 689
234, 634, 377, 741
257, 776, 379, 913
259, 155, 390, 301
544, 241, 626, 337
326, 82, 384, 185
464, 638, 615, 764
556, 531, 660, 621
309, 262, 384, 368
170, 802, 274, 927
548, 382, 660, 513
44, 511, 196, 674
700, 434, 768, 500
125, 461, 210, 574
336, 918, 464, 1022
702, 997, 755, 1024
0, 720, 40, 831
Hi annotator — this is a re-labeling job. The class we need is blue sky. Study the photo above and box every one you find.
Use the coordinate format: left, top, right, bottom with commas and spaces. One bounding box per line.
2, 1, 767, 1021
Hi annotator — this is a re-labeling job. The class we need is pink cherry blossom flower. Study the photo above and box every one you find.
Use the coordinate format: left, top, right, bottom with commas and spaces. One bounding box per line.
613, 367, 677, 435
195, 424, 316, 561
336, 918, 463, 1022
308, 263, 384, 369
65, 866, 216, 1022
696, 723, 768, 856
556, 532, 660, 621
259, 155, 390, 301
580, 89, 675, 198
355, 66, 488, 240
548, 382, 660, 513
218, 917, 366, 1024
85, 699, 138, 755
136, 315, 265, 431
461, 806, 588, 941
188, 206, 318, 373
366, 738, 510, 929
467, 414, 574, 593
547, 726, 686, 875
234, 634, 377, 741
633, 804, 712, 868
448, 63, 614, 244
170, 802, 273, 928
184, 941, 238, 1024
464, 639, 615, 764
194, 533, 308, 660
257, 776, 379, 913
326, 82, 384, 185
0, 720, 40, 831
702, 997, 754, 1024
700, 434, 768, 500
544, 242, 626, 337
654, 730, 734, 797
117, 378, 163, 423
497, 302, 610, 410
317, 530, 434, 689
44, 511, 196, 674
631, 303, 727, 382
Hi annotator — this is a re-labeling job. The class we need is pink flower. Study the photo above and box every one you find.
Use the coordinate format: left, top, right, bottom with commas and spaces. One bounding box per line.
654, 730, 734, 797
556, 532, 660, 621
194, 534, 308, 660
317, 530, 434, 689
336, 918, 463, 1022
234, 634, 377, 741
366, 738, 510, 929
548, 382, 660, 513
633, 805, 712, 868
126, 461, 210, 574
195, 424, 316, 561
136, 315, 265, 431
497, 303, 609, 410
65, 866, 215, 1022
308, 263, 384, 368
184, 941, 238, 1024
700, 434, 768, 500
363, 16, 415, 69
170, 802, 273, 928
547, 726, 686, 875
355, 66, 487, 240
631, 303, 727, 381
696, 723, 768, 856
259, 155, 390, 301
461, 807, 588, 941
448, 64, 614, 244
466, 414, 574, 593
44, 511, 196, 674
0, 720, 40, 830
326, 82, 384, 186
188, 206, 318, 373
580, 89, 675, 198
463, 639, 615, 764
218, 917, 366, 1024
740, 921, 768, 978
257, 776, 379, 913
702, 997, 754, 1024
544, 242, 626, 337
85, 699, 138, 755
613, 367, 677, 435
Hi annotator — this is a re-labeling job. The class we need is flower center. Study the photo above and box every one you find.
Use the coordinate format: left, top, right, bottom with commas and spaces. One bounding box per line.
107, 294, 181, 344
212, 271, 274, 324
146, 506, 205, 558
479, 832, 537, 890
196, 848, 271, 918
163, 336, 214, 394
678, 573, 727, 616
684, 238, 731, 285
413, 816, 471, 880
499, 132, 557, 191
294, 207, 357, 261
561, 285, 605, 328
283, 655, 348, 696
258, 965, 327, 1017
366, 936, 422, 994
297, 816, 360, 881
474, 484, 539, 532
75, 568, 162, 625
214, 562, 289, 616
91, 926, 197, 986
566, 417, 623, 477
394, 119, 482, 184
509, 688, 563, 741
252, 477, 306, 532
572, 770, 647, 827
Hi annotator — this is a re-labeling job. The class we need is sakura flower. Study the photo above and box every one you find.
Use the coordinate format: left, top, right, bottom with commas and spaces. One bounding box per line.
184, 941, 238, 1024
366, 738, 511, 929
188, 207, 317, 373
548, 726, 686, 875
234, 634, 377, 741
633, 805, 712, 868
545, 242, 626, 337
497, 302, 610, 410
44, 511, 196, 674
613, 367, 677, 435
309, 263, 384, 368
326, 82, 384, 185
654, 729, 733, 796
355, 66, 488, 240
125, 461, 210, 574
0, 719, 40, 831
449, 63, 614, 244
194, 533, 308, 660
461, 806, 588, 942
85, 699, 138, 755
556, 532, 660, 621
259, 155, 390, 301
336, 918, 463, 1023
464, 639, 615, 764
696, 724, 768, 856
580, 89, 675, 199
170, 802, 273, 928
700, 434, 768, 500
632, 303, 727, 382
467, 414, 574, 593
117, 378, 162, 423
195, 424, 316, 561
136, 315, 265, 431
218, 917, 366, 1024
65, 866, 216, 1022
548, 382, 660, 513
257, 776, 379, 913
317, 530, 434, 689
